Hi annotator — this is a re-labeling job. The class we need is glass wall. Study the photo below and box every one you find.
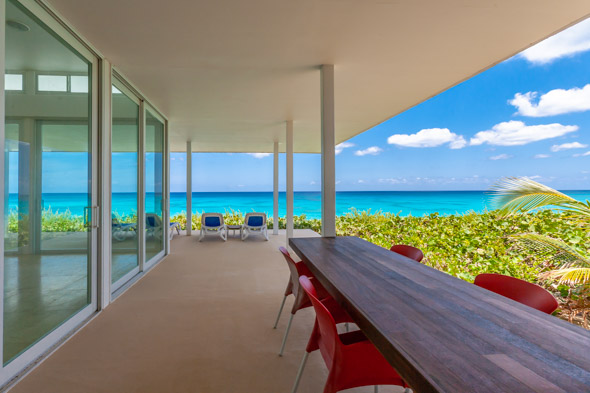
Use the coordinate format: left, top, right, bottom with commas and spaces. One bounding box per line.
111, 84, 139, 285
145, 111, 164, 262
3, 0, 94, 364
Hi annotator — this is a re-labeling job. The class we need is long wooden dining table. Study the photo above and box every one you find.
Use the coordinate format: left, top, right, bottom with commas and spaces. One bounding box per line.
289, 236, 590, 393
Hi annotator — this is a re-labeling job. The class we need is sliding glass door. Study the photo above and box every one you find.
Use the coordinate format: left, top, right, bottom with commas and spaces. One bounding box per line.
3, 0, 97, 370
144, 109, 165, 264
2, 0, 169, 383
111, 82, 140, 288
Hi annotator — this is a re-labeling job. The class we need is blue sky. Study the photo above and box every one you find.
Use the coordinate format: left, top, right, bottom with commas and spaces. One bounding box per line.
170, 18, 590, 192
15, 19, 590, 193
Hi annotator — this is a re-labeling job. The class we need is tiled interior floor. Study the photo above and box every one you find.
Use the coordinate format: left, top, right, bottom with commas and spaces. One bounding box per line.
8, 230, 406, 393
4, 254, 89, 363
4, 247, 137, 363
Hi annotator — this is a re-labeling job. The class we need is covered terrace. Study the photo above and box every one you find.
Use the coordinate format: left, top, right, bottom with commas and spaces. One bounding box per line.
1, 0, 590, 391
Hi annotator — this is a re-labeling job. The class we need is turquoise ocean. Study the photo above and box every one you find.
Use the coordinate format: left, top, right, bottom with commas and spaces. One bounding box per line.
10, 190, 590, 219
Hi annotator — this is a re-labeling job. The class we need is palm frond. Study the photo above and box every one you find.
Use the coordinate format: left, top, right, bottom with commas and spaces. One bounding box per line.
542, 267, 590, 286
489, 177, 588, 216
511, 233, 589, 266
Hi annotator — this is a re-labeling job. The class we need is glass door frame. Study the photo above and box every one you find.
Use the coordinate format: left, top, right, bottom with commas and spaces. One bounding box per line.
142, 102, 167, 270
110, 77, 141, 292
0, 0, 98, 384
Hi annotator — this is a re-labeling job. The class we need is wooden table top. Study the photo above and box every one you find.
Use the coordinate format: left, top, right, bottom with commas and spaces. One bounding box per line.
289, 236, 590, 393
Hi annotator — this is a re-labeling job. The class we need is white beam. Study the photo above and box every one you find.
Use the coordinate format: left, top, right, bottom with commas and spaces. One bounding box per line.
186, 141, 192, 236
321, 64, 336, 237
286, 121, 294, 245
273, 141, 279, 235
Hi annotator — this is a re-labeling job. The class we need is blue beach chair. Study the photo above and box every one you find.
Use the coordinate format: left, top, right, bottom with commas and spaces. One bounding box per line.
241, 212, 268, 241
199, 213, 227, 242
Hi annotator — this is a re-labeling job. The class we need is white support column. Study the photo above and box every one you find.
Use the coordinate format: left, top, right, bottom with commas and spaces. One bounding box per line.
321, 64, 336, 237
273, 141, 279, 235
286, 121, 294, 246
186, 141, 192, 236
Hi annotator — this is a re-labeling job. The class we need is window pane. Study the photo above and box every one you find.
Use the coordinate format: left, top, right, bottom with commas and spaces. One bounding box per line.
112, 85, 122, 94
5, 74, 22, 91
37, 74, 67, 92
70, 75, 88, 93
112, 85, 139, 284
4, 0, 92, 364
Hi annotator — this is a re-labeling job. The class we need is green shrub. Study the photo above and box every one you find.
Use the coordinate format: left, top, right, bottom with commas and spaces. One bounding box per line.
333, 209, 589, 284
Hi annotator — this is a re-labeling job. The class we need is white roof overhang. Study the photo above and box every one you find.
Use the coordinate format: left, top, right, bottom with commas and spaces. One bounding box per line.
44, 0, 590, 153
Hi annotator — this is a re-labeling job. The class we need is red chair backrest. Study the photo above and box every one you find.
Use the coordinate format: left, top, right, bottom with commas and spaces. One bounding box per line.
474, 273, 558, 314
299, 275, 339, 361
279, 247, 304, 298
390, 244, 424, 263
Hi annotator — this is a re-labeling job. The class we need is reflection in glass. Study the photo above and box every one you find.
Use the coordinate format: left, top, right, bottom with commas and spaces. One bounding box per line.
145, 112, 164, 261
37, 75, 67, 92
112, 85, 139, 284
4, 0, 92, 364
70, 76, 89, 93
5, 74, 23, 91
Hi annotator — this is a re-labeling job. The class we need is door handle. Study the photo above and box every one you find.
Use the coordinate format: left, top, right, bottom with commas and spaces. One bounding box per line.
84, 206, 100, 229
91, 206, 100, 229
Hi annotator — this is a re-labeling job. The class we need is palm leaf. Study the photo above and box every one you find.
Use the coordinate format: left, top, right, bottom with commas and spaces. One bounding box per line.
490, 177, 590, 216
510, 233, 589, 266
542, 268, 590, 286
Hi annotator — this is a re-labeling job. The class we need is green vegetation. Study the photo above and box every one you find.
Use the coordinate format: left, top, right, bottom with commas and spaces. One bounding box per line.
7, 209, 86, 233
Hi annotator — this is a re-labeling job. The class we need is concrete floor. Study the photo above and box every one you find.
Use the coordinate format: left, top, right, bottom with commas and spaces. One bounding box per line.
8, 230, 405, 393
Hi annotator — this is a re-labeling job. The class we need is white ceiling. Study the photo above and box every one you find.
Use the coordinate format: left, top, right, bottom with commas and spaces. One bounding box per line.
7, 0, 88, 73
46, 0, 590, 153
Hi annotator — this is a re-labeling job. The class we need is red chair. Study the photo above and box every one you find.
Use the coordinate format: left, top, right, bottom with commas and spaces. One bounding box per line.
274, 247, 351, 356
291, 275, 409, 393
474, 273, 559, 314
390, 244, 424, 263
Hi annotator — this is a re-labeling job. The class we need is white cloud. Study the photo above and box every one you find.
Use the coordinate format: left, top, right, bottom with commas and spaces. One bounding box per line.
248, 153, 271, 158
470, 121, 578, 146
534, 154, 550, 159
574, 151, 590, 157
335, 142, 354, 155
357, 179, 365, 183
387, 128, 466, 149
310, 181, 316, 185
520, 18, 590, 64
528, 175, 542, 180
354, 146, 383, 156
378, 178, 408, 184
489, 154, 511, 160
550, 142, 588, 152
510, 84, 590, 117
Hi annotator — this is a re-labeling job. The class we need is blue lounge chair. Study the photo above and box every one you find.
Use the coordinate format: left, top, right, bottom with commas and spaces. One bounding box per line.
199, 213, 227, 241
241, 212, 268, 241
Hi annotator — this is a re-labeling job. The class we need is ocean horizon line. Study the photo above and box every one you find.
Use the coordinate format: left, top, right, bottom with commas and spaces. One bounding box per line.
19, 189, 590, 195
